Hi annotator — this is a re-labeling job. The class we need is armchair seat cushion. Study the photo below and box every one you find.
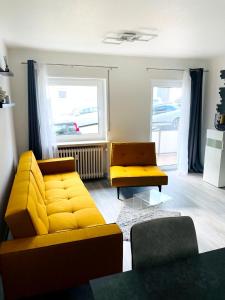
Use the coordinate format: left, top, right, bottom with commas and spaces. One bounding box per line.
110, 165, 168, 187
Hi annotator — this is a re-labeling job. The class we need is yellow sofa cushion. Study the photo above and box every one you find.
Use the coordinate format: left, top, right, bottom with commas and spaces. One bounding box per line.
5, 171, 49, 238
110, 165, 168, 187
110, 142, 157, 166
43, 172, 105, 233
17, 151, 45, 200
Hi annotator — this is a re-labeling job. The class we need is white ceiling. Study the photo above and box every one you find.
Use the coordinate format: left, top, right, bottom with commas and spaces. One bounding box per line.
1, 0, 225, 58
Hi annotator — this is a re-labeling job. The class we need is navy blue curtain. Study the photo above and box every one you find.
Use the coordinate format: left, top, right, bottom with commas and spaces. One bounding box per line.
27, 60, 42, 159
188, 68, 203, 173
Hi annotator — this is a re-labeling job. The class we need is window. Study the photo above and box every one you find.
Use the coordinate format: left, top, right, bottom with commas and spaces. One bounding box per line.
151, 81, 182, 167
48, 78, 107, 143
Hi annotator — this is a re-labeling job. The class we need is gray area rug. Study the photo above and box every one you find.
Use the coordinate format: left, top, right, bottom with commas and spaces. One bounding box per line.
117, 204, 181, 241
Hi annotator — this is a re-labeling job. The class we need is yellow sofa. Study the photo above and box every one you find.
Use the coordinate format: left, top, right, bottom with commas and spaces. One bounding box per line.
0, 151, 123, 299
110, 142, 168, 198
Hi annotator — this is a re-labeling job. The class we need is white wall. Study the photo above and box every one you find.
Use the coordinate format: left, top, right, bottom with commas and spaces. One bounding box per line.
8, 47, 209, 156
0, 39, 17, 238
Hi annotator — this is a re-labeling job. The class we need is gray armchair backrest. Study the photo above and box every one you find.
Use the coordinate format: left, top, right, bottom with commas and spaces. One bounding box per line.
131, 216, 199, 270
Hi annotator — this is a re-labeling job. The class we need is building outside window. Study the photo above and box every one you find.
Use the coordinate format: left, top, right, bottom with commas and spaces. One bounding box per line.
48, 78, 107, 143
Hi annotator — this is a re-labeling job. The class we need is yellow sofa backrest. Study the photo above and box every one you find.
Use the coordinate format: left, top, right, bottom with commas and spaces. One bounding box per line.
5, 152, 49, 238
17, 151, 46, 200
110, 142, 157, 166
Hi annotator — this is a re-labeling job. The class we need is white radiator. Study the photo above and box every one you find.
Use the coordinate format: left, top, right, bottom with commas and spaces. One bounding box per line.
57, 145, 105, 180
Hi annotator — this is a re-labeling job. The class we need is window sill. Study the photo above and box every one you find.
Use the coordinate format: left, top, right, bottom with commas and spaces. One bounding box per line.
57, 140, 109, 148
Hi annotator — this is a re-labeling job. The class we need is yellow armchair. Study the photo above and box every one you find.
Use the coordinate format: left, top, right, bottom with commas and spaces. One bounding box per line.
109, 142, 168, 199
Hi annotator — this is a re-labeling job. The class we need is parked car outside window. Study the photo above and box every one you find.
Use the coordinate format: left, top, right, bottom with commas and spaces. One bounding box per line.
54, 108, 98, 136
152, 104, 180, 130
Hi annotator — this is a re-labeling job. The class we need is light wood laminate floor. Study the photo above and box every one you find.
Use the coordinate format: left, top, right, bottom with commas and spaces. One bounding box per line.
84, 171, 225, 271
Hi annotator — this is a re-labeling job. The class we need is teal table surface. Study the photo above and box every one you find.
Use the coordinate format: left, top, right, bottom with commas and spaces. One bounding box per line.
90, 248, 225, 300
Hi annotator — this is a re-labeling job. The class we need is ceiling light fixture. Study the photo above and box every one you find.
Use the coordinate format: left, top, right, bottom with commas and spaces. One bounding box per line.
103, 30, 158, 45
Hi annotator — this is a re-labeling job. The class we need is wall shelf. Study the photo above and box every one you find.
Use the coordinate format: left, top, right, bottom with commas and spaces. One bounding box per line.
0, 71, 14, 77
1, 103, 15, 109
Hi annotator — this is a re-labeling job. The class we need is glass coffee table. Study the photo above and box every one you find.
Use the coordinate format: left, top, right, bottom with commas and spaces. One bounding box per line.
123, 189, 172, 210
117, 189, 176, 241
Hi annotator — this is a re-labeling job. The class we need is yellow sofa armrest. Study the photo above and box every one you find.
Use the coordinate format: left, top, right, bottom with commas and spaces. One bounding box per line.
0, 223, 123, 299
37, 157, 75, 174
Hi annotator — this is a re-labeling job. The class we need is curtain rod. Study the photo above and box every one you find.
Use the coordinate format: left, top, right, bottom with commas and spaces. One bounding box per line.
21, 62, 118, 70
146, 67, 209, 72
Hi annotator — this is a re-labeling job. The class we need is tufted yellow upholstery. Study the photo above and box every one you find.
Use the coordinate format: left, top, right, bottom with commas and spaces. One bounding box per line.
5, 171, 49, 238
17, 151, 46, 200
1, 151, 123, 299
110, 142, 168, 197
5, 151, 105, 238
43, 172, 105, 233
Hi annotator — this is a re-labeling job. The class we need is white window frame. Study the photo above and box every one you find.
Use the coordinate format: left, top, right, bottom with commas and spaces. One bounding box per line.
48, 77, 107, 143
